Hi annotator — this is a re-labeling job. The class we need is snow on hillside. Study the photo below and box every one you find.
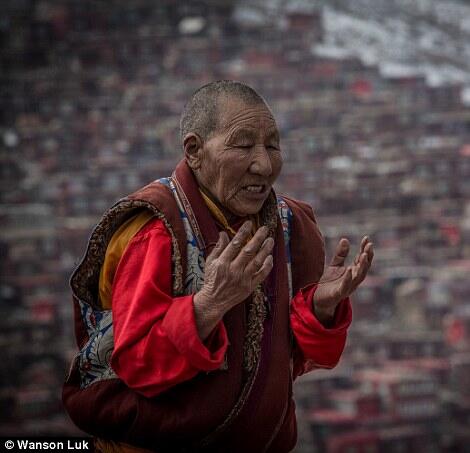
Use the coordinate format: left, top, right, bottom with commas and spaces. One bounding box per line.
237, 0, 470, 102
318, 1, 470, 89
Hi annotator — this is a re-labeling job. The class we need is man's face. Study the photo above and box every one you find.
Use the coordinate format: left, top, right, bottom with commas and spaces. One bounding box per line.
195, 97, 283, 217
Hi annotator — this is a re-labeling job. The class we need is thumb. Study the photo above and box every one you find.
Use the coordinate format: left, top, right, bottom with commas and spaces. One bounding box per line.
330, 238, 350, 267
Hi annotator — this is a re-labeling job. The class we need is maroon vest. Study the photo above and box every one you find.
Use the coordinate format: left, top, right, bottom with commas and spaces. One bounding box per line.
63, 161, 325, 452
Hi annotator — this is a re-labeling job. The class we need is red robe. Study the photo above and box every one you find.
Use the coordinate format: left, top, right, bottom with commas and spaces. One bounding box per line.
110, 216, 352, 398
64, 160, 352, 452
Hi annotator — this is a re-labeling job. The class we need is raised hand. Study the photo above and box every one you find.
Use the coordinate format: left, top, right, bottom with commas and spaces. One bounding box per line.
194, 221, 274, 340
313, 236, 374, 325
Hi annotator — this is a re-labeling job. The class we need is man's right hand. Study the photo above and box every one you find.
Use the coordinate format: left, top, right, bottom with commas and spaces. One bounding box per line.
194, 220, 274, 341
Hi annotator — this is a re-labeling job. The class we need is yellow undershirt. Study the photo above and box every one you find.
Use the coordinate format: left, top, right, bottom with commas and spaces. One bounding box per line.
98, 210, 155, 309
199, 190, 260, 237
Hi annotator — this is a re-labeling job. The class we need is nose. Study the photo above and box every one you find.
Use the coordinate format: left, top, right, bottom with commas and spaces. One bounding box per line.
249, 145, 272, 177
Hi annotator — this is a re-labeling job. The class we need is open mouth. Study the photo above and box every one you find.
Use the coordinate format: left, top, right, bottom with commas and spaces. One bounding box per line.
243, 184, 265, 193
240, 184, 269, 198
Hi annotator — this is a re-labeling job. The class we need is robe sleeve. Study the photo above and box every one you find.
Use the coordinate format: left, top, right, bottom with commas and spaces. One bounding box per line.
290, 283, 352, 379
110, 218, 228, 398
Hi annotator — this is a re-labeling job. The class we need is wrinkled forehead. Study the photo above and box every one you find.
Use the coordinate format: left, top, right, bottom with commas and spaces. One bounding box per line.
217, 96, 277, 134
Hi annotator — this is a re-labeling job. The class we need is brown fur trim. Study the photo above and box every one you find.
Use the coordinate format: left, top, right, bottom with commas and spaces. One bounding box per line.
70, 199, 183, 309
242, 191, 278, 373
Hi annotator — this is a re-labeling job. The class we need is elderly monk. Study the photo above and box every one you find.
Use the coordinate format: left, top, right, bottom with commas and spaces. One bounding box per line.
63, 81, 374, 453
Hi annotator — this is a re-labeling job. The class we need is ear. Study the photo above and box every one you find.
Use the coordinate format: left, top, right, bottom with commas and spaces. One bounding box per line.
183, 133, 204, 170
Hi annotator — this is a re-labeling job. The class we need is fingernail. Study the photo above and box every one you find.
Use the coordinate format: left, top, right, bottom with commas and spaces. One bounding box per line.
263, 237, 273, 247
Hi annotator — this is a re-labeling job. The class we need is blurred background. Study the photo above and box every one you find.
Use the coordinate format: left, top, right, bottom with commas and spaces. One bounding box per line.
1, 0, 470, 451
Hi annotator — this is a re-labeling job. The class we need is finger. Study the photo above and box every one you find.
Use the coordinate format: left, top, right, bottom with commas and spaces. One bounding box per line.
252, 254, 274, 286
244, 237, 275, 275
352, 253, 369, 289
360, 236, 370, 253
219, 220, 253, 262
364, 242, 374, 265
355, 236, 370, 265
330, 238, 350, 266
338, 267, 353, 298
207, 232, 230, 264
233, 226, 270, 268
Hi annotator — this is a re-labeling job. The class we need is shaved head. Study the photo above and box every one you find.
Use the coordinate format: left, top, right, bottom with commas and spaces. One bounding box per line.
180, 80, 269, 142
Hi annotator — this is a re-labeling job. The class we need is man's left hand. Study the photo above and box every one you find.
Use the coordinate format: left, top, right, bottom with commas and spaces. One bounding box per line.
313, 236, 374, 325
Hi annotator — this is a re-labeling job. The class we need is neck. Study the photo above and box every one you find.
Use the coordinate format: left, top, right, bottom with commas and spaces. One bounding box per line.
197, 182, 242, 225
